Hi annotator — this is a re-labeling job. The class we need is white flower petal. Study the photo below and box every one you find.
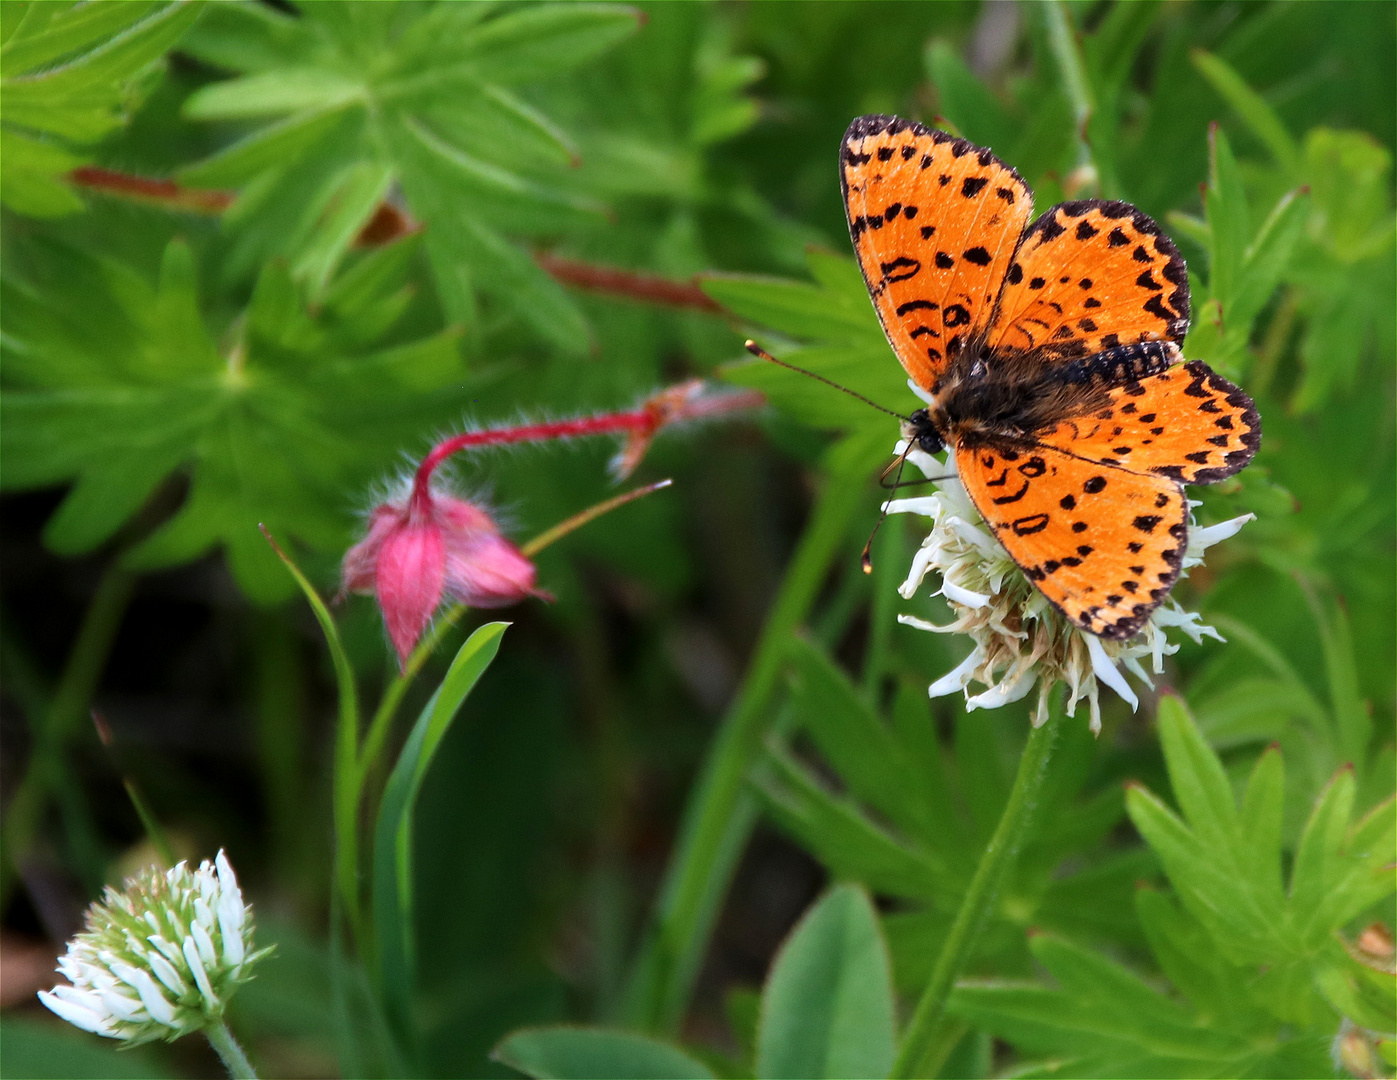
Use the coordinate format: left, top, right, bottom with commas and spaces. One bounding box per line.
191, 920, 217, 967
966, 670, 1038, 710
929, 649, 983, 698
110, 961, 178, 1028
39, 989, 116, 1037
941, 579, 991, 609
1085, 633, 1139, 712
145, 950, 188, 998
99, 988, 145, 1021
214, 852, 247, 969
182, 937, 218, 1007
898, 613, 965, 634
885, 495, 943, 518
1188, 513, 1254, 554
906, 447, 943, 478
907, 377, 936, 406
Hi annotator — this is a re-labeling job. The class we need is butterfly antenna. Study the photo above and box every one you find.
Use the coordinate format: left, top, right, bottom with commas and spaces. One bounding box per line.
861, 447, 912, 573
745, 340, 909, 421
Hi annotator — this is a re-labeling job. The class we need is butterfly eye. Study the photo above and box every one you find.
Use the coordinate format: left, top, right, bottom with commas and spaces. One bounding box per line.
918, 429, 945, 454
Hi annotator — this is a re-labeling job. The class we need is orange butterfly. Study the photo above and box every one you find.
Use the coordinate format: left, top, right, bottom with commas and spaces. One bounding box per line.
842, 115, 1259, 639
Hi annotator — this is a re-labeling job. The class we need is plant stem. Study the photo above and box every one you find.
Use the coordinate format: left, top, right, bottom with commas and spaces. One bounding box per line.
891, 695, 1067, 1078
206, 1019, 258, 1079
535, 252, 723, 313
625, 429, 885, 1032
0, 563, 135, 902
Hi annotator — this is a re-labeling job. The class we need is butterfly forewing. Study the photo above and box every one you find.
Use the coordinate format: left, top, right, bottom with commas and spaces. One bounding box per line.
841, 115, 1032, 392
1034, 361, 1261, 483
987, 200, 1190, 362
954, 443, 1189, 639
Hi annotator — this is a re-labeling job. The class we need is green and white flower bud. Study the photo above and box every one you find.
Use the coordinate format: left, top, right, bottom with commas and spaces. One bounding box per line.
39, 851, 269, 1046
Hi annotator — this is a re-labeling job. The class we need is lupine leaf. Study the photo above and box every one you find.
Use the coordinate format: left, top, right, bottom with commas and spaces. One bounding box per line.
0, 1, 201, 216
178, 0, 638, 344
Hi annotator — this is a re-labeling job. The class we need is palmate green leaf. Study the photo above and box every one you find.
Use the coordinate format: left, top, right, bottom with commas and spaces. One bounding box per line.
785, 636, 939, 839
178, 0, 639, 341
0, 1, 201, 216
760, 635, 1149, 1000
493, 1027, 713, 1080
1126, 696, 1395, 1030
757, 744, 949, 901
0, 237, 471, 602
949, 932, 1333, 1079
755, 884, 895, 1080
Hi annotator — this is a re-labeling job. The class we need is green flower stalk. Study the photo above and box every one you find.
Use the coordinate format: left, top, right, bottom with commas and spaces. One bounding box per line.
39, 851, 269, 1062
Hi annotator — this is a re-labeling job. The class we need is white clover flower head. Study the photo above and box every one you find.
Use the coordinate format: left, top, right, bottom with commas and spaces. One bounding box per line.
887, 439, 1252, 734
38, 851, 270, 1045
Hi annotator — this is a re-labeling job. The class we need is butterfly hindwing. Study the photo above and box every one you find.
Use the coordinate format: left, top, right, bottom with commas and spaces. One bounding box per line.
988, 200, 1189, 362
1035, 360, 1261, 483
841, 115, 1032, 392
955, 441, 1188, 639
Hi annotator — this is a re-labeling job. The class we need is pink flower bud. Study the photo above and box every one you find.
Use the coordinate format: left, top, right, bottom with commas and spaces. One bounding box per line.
341, 489, 541, 667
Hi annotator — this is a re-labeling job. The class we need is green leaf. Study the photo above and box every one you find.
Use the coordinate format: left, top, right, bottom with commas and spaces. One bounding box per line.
1189, 50, 1299, 173
786, 636, 939, 840
0, 238, 475, 600
1289, 767, 1357, 941
178, 1, 636, 344
1237, 746, 1285, 897
291, 160, 396, 298
0, 1, 202, 216
1299, 583, 1373, 772
183, 67, 365, 119
372, 622, 508, 1044
0, 128, 85, 216
701, 268, 880, 345
756, 884, 895, 1080
176, 107, 351, 187
950, 932, 1333, 1078
0, 1, 156, 78
1134, 887, 1265, 1028
757, 745, 949, 900
924, 40, 1015, 153
439, 4, 641, 85
1216, 188, 1308, 365
721, 343, 905, 433
1202, 124, 1248, 317
1155, 695, 1239, 849
493, 1027, 713, 1080
2, 2, 198, 103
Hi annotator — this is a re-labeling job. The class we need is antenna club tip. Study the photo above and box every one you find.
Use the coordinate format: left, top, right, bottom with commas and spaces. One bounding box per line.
860, 551, 875, 574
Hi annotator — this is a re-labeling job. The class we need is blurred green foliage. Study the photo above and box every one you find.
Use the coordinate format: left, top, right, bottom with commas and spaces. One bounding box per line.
1, 2, 1392, 1079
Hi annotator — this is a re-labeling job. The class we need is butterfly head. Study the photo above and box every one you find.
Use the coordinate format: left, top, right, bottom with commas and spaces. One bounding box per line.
905, 408, 945, 455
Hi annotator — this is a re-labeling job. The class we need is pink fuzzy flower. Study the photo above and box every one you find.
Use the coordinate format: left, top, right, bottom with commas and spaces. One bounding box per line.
341, 490, 542, 667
